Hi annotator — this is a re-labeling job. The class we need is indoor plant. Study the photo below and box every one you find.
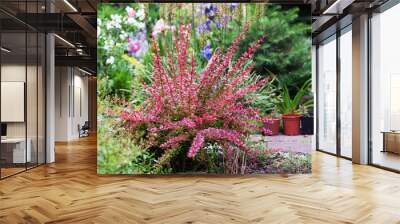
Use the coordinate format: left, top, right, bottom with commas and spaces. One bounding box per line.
277, 79, 312, 135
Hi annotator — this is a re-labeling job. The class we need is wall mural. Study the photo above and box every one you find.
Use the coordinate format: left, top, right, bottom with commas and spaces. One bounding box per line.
97, 3, 312, 175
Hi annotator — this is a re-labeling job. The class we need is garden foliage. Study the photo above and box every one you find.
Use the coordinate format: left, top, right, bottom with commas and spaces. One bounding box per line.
120, 24, 267, 173
97, 3, 312, 175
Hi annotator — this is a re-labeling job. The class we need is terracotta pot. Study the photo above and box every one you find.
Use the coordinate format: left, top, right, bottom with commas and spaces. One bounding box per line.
263, 118, 280, 136
282, 114, 302, 136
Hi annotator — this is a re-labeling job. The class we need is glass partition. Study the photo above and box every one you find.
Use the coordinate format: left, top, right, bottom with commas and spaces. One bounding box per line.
0, 30, 28, 177
339, 27, 352, 158
0, 1, 46, 179
370, 3, 400, 171
317, 35, 337, 154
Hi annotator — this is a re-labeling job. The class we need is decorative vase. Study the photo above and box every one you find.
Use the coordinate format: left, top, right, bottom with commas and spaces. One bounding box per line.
282, 114, 302, 136
300, 116, 314, 135
263, 117, 280, 136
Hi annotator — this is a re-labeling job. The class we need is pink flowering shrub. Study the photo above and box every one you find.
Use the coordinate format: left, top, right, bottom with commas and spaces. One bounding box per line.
120, 23, 267, 172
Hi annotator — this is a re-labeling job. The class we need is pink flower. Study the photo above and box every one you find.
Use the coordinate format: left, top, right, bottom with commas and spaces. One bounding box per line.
202, 113, 217, 123
127, 33, 149, 58
187, 128, 248, 158
105, 107, 113, 116
128, 39, 141, 53
126, 6, 136, 17
181, 118, 196, 128
120, 23, 267, 160
263, 127, 273, 135
188, 134, 205, 158
160, 134, 188, 149
152, 19, 170, 37
148, 127, 158, 133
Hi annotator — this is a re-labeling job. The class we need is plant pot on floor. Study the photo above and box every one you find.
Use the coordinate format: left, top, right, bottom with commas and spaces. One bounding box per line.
300, 116, 314, 135
263, 118, 281, 136
282, 114, 302, 136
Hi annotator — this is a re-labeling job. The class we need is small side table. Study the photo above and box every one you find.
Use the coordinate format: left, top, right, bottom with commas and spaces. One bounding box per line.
381, 131, 400, 154
1, 138, 32, 163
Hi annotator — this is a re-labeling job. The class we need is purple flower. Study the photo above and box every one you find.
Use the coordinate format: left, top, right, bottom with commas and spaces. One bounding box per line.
215, 20, 222, 29
197, 25, 204, 33
221, 16, 232, 26
197, 19, 213, 33
204, 4, 218, 19
201, 43, 212, 61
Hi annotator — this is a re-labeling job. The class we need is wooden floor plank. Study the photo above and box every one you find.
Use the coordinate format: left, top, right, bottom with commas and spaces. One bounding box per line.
0, 135, 400, 223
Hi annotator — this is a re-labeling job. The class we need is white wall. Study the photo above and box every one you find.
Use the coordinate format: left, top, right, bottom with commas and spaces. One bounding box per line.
1, 65, 43, 137
55, 66, 69, 141
1, 65, 26, 139
55, 67, 89, 141
72, 73, 89, 138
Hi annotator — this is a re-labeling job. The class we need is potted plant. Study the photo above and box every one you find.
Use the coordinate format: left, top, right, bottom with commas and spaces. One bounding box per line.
277, 79, 312, 136
262, 110, 281, 136
247, 76, 283, 136
299, 103, 314, 135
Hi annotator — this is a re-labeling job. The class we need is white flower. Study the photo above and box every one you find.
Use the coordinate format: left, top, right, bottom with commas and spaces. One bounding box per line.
137, 22, 146, 29
106, 56, 115, 64
152, 19, 169, 37
119, 32, 128, 40
136, 8, 145, 21
107, 14, 122, 29
97, 18, 102, 26
132, 20, 146, 29
97, 26, 101, 38
104, 40, 114, 50
106, 22, 113, 30
104, 43, 110, 51
111, 14, 122, 23
127, 17, 136, 25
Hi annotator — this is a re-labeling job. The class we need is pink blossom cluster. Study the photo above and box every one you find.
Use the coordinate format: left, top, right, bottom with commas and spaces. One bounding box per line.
120, 110, 156, 125
187, 128, 248, 158
160, 134, 188, 149
121, 23, 267, 159
148, 117, 196, 133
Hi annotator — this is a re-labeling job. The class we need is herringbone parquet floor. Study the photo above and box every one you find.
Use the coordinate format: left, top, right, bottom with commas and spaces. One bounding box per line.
1, 135, 400, 224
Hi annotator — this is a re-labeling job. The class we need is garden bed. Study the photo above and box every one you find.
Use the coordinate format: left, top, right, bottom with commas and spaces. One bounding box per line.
250, 135, 312, 154
247, 150, 311, 174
